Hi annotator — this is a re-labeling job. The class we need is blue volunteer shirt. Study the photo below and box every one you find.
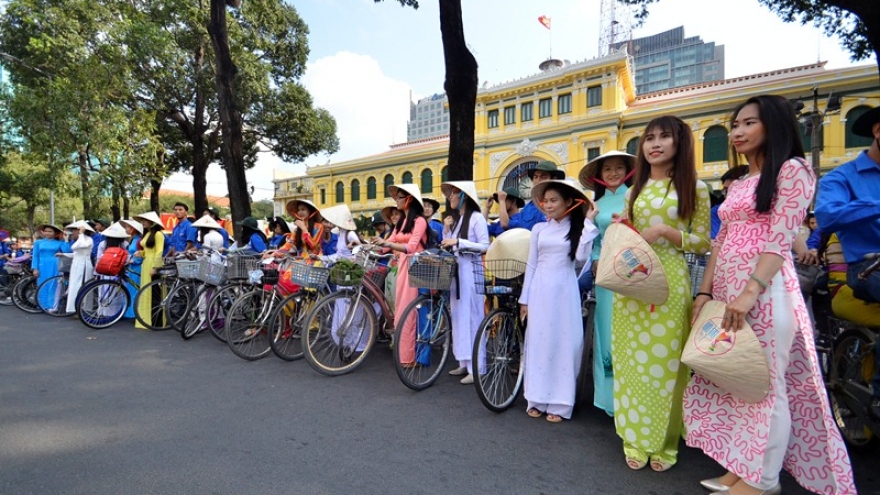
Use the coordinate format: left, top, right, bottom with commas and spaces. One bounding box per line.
815, 150, 880, 264
170, 218, 197, 252
516, 200, 547, 231
90, 232, 104, 260
488, 210, 534, 237
247, 232, 267, 254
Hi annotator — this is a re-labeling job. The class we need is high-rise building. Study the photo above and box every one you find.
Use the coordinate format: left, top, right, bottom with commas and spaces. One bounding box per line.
616, 26, 724, 94
406, 93, 449, 142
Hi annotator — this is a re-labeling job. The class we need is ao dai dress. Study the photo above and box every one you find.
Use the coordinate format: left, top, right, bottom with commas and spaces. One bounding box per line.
589, 185, 629, 416
135, 232, 166, 330
449, 213, 489, 374
683, 160, 855, 494
387, 217, 427, 365
61, 235, 94, 313
519, 216, 598, 419
124, 235, 142, 319
611, 178, 710, 464
31, 238, 72, 310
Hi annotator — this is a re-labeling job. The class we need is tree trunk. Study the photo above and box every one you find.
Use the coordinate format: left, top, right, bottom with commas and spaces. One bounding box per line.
439, 0, 478, 181
191, 144, 209, 215
123, 196, 130, 220
78, 151, 94, 219
150, 179, 162, 213
26, 202, 36, 240
208, 0, 250, 241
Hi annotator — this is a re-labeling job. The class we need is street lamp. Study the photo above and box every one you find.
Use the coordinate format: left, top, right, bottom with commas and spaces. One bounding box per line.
801, 86, 841, 180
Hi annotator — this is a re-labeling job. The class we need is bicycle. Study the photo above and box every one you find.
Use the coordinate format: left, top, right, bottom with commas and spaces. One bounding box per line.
0, 256, 31, 306
199, 253, 263, 343
224, 258, 328, 361
75, 266, 141, 329
826, 251, 880, 449
301, 246, 394, 376
36, 256, 74, 317
177, 251, 227, 340
471, 258, 527, 412
393, 250, 456, 391
133, 256, 194, 331
11, 273, 41, 314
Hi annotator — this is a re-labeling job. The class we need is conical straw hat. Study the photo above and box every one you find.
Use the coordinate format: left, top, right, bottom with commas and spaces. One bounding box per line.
102, 223, 130, 239
134, 211, 162, 226
320, 204, 357, 231
387, 183, 424, 209
530, 179, 597, 216
441, 181, 480, 210
486, 228, 531, 265
286, 199, 320, 219
65, 220, 95, 232
192, 216, 223, 230
595, 220, 668, 305
120, 218, 144, 235
682, 300, 770, 403
578, 150, 636, 191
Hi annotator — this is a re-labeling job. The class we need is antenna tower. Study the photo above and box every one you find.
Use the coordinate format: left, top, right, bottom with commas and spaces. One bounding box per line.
598, 0, 634, 57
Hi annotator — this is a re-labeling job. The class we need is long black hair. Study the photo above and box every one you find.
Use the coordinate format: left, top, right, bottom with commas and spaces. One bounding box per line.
293, 205, 321, 251
629, 116, 698, 222
730, 95, 806, 214
542, 182, 586, 261
104, 237, 125, 249
143, 223, 163, 249
453, 191, 480, 241
395, 194, 425, 235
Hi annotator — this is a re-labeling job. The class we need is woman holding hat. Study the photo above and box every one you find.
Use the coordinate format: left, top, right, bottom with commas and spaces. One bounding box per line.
440, 181, 489, 384
56, 221, 95, 314
371, 183, 428, 368
120, 219, 144, 319
31, 224, 72, 310
612, 116, 711, 472
578, 150, 635, 417
235, 217, 268, 254
519, 180, 599, 422
281, 199, 325, 258
133, 211, 166, 330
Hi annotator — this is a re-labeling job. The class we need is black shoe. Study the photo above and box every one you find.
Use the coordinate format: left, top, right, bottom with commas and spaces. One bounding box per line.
871, 398, 880, 420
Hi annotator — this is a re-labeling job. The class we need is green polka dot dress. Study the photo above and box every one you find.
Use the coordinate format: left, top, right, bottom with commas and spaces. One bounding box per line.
611, 178, 711, 463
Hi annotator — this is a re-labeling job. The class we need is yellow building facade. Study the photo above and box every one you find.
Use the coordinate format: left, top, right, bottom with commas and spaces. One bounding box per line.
293, 51, 879, 218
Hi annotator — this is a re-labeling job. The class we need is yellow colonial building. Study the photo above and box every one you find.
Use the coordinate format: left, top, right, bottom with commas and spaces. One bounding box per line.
283, 51, 879, 219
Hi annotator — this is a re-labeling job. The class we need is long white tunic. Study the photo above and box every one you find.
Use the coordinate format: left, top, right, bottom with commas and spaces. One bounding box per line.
63, 235, 94, 313
449, 213, 490, 369
518, 216, 598, 417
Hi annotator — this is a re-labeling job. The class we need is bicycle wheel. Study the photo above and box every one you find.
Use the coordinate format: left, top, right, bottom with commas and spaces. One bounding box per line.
0, 274, 16, 306
224, 289, 276, 361
76, 279, 129, 329
166, 282, 196, 333
268, 290, 307, 361
205, 283, 250, 343
181, 285, 214, 340
393, 294, 451, 391
302, 290, 378, 375
12, 276, 41, 314
135, 279, 173, 330
36, 274, 74, 317
829, 327, 877, 448
473, 308, 524, 412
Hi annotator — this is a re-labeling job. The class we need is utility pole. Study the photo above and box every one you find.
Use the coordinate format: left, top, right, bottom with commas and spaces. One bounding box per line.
810, 86, 822, 181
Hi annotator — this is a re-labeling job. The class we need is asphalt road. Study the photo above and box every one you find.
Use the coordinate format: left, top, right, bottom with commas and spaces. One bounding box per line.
1, 310, 876, 495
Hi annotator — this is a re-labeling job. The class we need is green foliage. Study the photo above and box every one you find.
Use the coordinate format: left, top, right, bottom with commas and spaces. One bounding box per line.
354, 214, 375, 237
250, 199, 275, 220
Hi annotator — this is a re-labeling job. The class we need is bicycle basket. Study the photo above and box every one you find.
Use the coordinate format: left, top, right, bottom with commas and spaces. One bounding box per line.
156, 263, 178, 277
57, 256, 72, 274
175, 259, 200, 280
364, 265, 389, 289
227, 254, 261, 280
288, 260, 330, 289
5, 262, 24, 275
408, 253, 457, 290
472, 259, 526, 296
685, 253, 709, 298
329, 260, 365, 286
197, 257, 227, 286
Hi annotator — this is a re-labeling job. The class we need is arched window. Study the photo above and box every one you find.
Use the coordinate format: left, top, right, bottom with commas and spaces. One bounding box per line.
350, 179, 360, 202
845, 105, 875, 149
402, 171, 413, 184
702, 126, 728, 163
383, 174, 394, 198
420, 169, 433, 194
625, 137, 639, 156
440, 166, 448, 183
335, 181, 344, 204
367, 177, 377, 200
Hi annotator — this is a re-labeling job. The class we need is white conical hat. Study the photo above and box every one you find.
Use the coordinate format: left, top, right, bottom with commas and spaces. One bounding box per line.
286, 199, 321, 220
530, 179, 597, 216
441, 181, 481, 210
579, 150, 636, 190
682, 300, 771, 404
192, 216, 222, 230
320, 204, 357, 231
595, 220, 668, 305
486, 228, 531, 266
119, 218, 144, 236
387, 183, 424, 209
134, 211, 162, 226
102, 222, 130, 239
65, 220, 95, 232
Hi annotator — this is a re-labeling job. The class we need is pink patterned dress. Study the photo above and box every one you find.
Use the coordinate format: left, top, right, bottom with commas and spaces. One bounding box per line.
387, 217, 427, 364
683, 159, 855, 494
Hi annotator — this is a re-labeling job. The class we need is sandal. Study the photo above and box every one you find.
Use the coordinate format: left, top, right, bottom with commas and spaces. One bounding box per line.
527, 408, 544, 418
546, 413, 564, 423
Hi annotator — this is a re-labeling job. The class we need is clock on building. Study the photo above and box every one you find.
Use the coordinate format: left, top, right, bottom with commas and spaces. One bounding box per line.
501, 160, 539, 201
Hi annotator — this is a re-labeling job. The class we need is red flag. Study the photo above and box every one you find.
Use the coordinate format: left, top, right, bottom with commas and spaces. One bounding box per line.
538, 15, 551, 30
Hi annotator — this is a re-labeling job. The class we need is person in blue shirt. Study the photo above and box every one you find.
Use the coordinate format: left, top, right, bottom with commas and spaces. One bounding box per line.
267, 216, 292, 250
235, 216, 268, 254
31, 224, 72, 309
168, 202, 197, 255
422, 198, 445, 241
0, 231, 12, 291
320, 219, 339, 257
814, 105, 880, 421
518, 160, 564, 231
88, 218, 109, 263
710, 165, 749, 239
203, 207, 230, 249
486, 187, 526, 238
372, 211, 391, 240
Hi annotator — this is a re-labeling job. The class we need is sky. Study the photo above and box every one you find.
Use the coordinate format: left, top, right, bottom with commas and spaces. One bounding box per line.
162, 0, 877, 201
